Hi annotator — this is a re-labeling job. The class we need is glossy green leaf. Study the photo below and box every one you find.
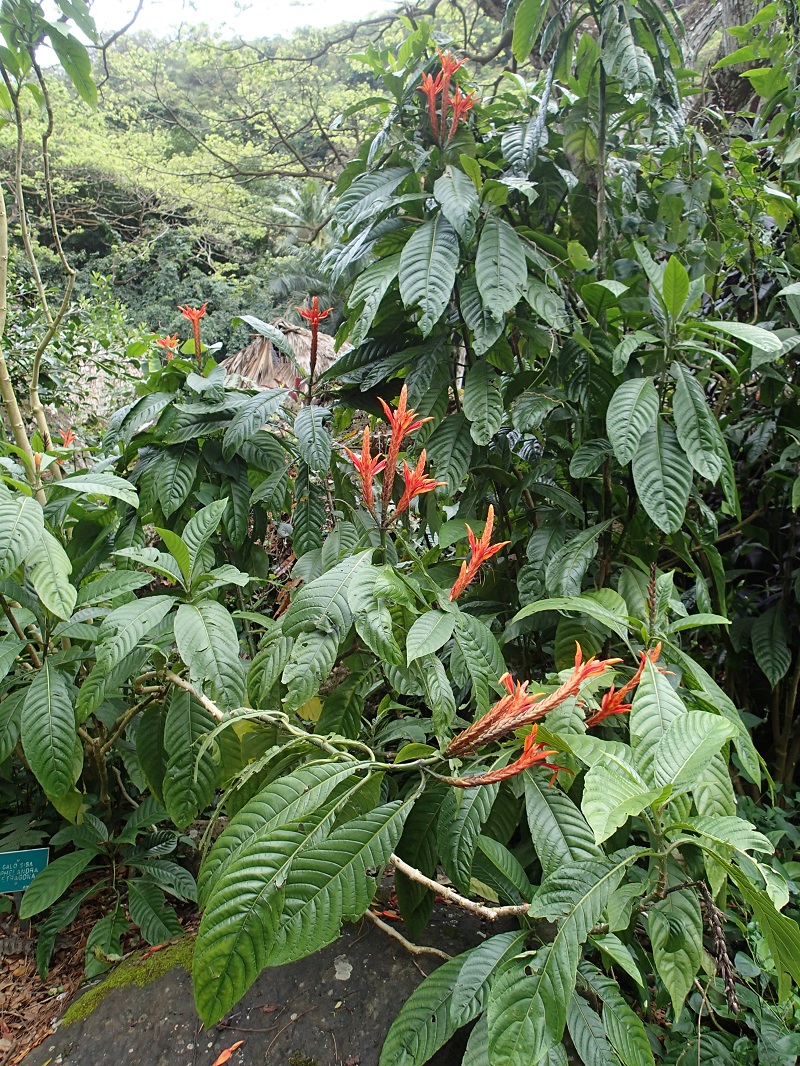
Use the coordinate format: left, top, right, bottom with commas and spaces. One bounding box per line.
606, 378, 658, 465
399, 215, 460, 336
21, 663, 77, 798
632, 420, 693, 534
0, 494, 43, 578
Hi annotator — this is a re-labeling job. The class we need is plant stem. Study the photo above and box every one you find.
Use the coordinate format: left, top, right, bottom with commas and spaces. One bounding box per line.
363, 908, 451, 960
390, 853, 530, 920
0, 592, 42, 668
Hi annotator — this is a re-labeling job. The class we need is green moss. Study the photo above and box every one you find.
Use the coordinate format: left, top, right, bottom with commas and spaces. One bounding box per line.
287, 1054, 319, 1066
62, 936, 195, 1026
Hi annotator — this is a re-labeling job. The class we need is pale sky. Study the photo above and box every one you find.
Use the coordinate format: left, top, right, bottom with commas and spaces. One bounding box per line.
83, 0, 399, 38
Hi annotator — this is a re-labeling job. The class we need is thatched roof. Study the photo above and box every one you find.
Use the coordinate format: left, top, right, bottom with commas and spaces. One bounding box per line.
222, 318, 343, 389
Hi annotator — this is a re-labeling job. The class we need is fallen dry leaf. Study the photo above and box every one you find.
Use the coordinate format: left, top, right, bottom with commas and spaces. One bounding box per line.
210, 1039, 244, 1066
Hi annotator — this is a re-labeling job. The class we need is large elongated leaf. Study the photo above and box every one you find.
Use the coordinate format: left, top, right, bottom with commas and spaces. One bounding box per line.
223, 389, 286, 458
174, 601, 244, 710
294, 405, 332, 473
96, 595, 175, 672
702, 320, 783, 353
488, 852, 639, 1065
437, 783, 498, 894
281, 629, 339, 712
194, 795, 409, 1026
427, 412, 473, 489
545, 523, 611, 597
567, 993, 617, 1066
579, 963, 655, 1066
632, 420, 693, 534
283, 550, 373, 636
27, 531, 77, 620
476, 216, 527, 318
293, 462, 326, 556
56, 471, 138, 508
162, 686, 219, 829
751, 606, 791, 687
19, 850, 96, 919
451, 930, 529, 1026
155, 444, 199, 518
671, 364, 723, 482
379, 952, 469, 1066
407, 611, 454, 664
394, 784, 448, 938
459, 274, 504, 355
434, 166, 480, 241
649, 888, 702, 1017
652, 711, 736, 789
335, 167, 411, 229
346, 254, 402, 346
126, 879, 182, 945
0, 494, 43, 577
630, 656, 685, 781
463, 360, 503, 446
524, 770, 601, 878
0, 689, 25, 763
398, 215, 460, 336
453, 612, 505, 714
182, 500, 227, 576
21, 663, 78, 798
512, 0, 549, 63
581, 765, 666, 844
606, 378, 658, 465
419, 652, 457, 742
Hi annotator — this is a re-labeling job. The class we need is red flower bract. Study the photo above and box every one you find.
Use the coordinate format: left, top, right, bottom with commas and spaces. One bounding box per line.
395, 449, 445, 516
449, 504, 510, 601
584, 643, 662, 728
447, 87, 477, 143
445, 644, 619, 758
378, 384, 432, 514
445, 725, 571, 788
178, 303, 208, 366
344, 425, 386, 516
417, 71, 444, 138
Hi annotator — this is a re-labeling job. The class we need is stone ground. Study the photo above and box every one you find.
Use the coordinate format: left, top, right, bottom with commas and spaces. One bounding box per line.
19, 906, 501, 1066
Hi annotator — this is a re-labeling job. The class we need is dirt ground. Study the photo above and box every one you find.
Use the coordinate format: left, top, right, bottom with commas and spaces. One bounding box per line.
15, 905, 502, 1066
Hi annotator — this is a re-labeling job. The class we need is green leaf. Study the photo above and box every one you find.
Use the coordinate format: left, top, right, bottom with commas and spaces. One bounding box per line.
606, 378, 658, 465
649, 889, 703, 1017
566, 993, 617, 1066
612, 331, 658, 375
590, 933, 643, 987
682, 815, 773, 858
545, 523, 611, 597
27, 530, 77, 620
438, 784, 498, 894
21, 663, 78, 797
630, 655, 684, 780
231, 316, 296, 362
398, 215, 460, 336
427, 413, 473, 490
57, 471, 138, 508
293, 463, 326, 556
463, 360, 503, 446
75, 570, 151, 607
19, 850, 95, 919
453, 612, 505, 714
474, 835, 533, 904
524, 770, 601, 877
451, 929, 529, 1026
334, 167, 411, 230
194, 794, 409, 1026
126, 880, 182, 945
283, 550, 373, 636
476, 216, 527, 318
198, 763, 364, 906
569, 439, 612, 478
702, 320, 783, 353
47, 25, 97, 106
84, 907, 129, 979
182, 500, 227, 576
0, 494, 43, 577
223, 390, 286, 458
394, 784, 447, 938
662, 257, 689, 320
133, 859, 197, 903
155, 445, 199, 518
174, 601, 245, 710
579, 963, 655, 1066
294, 405, 331, 473
434, 166, 480, 241
419, 653, 457, 742
671, 364, 724, 482
346, 254, 401, 347
162, 686, 219, 829
600, 2, 655, 92
379, 952, 470, 1066
281, 629, 339, 713
513, 592, 630, 641
247, 636, 294, 706
459, 274, 504, 356
488, 852, 639, 1065
652, 711, 736, 789
751, 606, 791, 687
35, 882, 99, 979
582, 765, 667, 844
632, 420, 693, 534
512, 0, 548, 61
406, 610, 455, 664
96, 595, 175, 672
0, 689, 25, 763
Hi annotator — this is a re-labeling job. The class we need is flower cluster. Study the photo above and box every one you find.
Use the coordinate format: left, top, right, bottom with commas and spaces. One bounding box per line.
445, 644, 618, 759
177, 304, 208, 367
416, 50, 477, 145
445, 725, 570, 789
344, 385, 443, 522
157, 334, 179, 361
297, 296, 333, 388
449, 505, 509, 601
584, 643, 662, 728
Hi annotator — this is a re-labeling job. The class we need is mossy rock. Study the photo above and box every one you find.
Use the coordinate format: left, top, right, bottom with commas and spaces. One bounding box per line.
62, 936, 195, 1026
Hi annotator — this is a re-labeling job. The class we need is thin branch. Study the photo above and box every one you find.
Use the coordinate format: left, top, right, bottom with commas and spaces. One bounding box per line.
363, 908, 451, 960
390, 854, 530, 921
0, 592, 42, 668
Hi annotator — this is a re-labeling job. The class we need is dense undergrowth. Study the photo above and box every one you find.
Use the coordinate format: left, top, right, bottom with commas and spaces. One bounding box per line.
1, 0, 800, 1064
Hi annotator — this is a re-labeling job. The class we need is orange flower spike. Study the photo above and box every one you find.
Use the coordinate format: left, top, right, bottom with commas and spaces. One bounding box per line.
178, 303, 208, 367
449, 504, 510, 601
446, 726, 573, 788
378, 385, 432, 512
59, 427, 77, 447
156, 333, 179, 361
445, 644, 620, 758
447, 87, 477, 143
585, 643, 662, 728
344, 425, 386, 516
436, 48, 465, 134
296, 295, 333, 330
417, 71, 443, 139
395, 449, 446, 517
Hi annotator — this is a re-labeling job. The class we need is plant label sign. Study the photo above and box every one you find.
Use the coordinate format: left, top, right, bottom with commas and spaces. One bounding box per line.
0, 848, 48, 893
